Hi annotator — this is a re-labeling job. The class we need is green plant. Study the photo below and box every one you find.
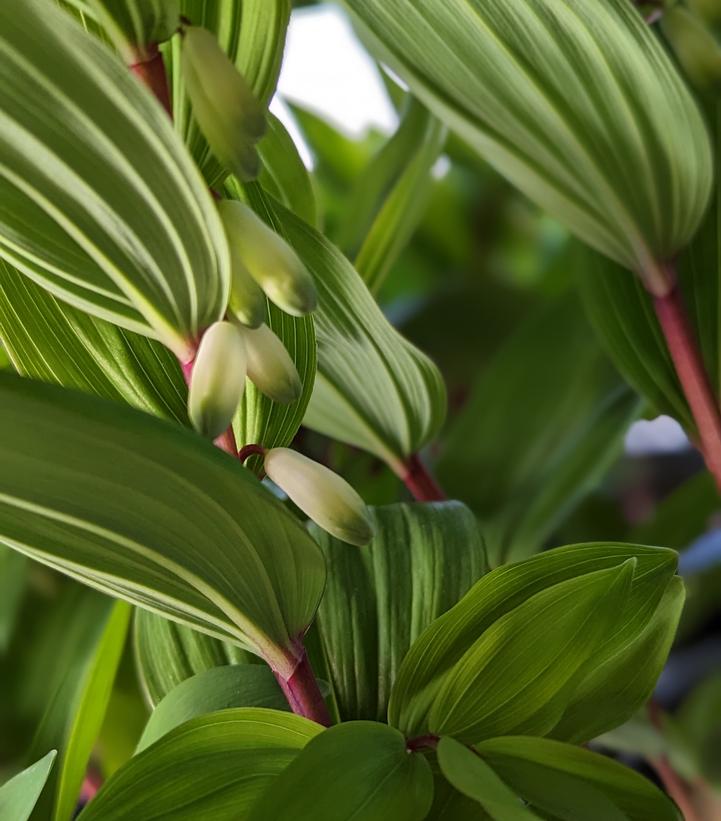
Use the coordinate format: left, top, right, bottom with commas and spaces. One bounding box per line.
1, 0, 720, 818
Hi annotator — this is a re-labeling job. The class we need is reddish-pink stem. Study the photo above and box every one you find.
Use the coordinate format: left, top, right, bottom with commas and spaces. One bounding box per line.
652, 282, 721, 493
238, 443, 267, 463
129, 45, 172, 116
406, 734, 439, 753
274, 649, 331, 727
398, 454, 447, 502
648, 701, 700, 820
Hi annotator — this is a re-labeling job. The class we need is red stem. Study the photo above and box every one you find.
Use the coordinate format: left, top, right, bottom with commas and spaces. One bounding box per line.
406, 734, 439, 753
650, 758, 700, 821
398, 453, 447, 502
129, 45, 172, 116
652, 282, 721, 492
274, 649, 331, 727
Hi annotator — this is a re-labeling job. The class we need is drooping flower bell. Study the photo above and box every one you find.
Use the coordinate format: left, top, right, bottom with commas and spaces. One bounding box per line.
241, 323, 302, 405
263, 448, 374, 546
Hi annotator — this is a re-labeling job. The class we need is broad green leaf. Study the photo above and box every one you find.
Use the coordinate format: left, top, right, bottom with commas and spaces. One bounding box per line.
247, 721, 434, 821
0, 544, 28, 653
425, 561, 634, 743
475, 736, 680, 820
242, 189, 446, 471
258, 114, 318, 227
311, 501, 486, 722
87, 0, 179, 59
79, 708, 322, 821
0, 373, 326, 678
0, 260, 187, 422
0, 752, 56, 821
0, 0, 228, 359
389, 543, 678, 741
437, 737, 540, 821
438, 295, 641, 565
346, 0, 711, 287
138, 665, 288, 751
171, 0, 290, 188
135, 609, 252, 707
337, 98, 446, 293
429, 776, 491, 821
550, 575, 684, 743
53, 601, 131, 821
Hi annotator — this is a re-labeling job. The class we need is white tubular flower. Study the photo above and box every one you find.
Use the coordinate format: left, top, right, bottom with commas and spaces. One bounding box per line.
217, 199, 317, 317
264, 448, 374, 546
188, 321, 247, 440
241, 323, 302, 405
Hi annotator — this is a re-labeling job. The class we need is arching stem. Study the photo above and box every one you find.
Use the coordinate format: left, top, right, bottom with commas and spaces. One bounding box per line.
651, 276, 721, 493
397, 453, 447, 502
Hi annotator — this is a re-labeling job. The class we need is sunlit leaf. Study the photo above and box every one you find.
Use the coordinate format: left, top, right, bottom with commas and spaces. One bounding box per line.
0, 751, 56, 821
0, 373, 326, 678
346, 0, 711, 289
0, 0, 228, 358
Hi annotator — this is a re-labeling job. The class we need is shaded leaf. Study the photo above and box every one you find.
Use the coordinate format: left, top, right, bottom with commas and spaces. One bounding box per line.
437, 737, 540, 820
0, 373, 326, 677
0, 0, 228, 358
247, 721, 434, 821
389, 543, 678, 742
475, 736, 680, 820
438, 294, 641, 565
134, 610, 252, 707
0, 260, 187, 422
137, 665, 288, 751
79, 708, 321, 821
0, 752, 56, 821
0, 544, 28, 653
311, 501, 486, 722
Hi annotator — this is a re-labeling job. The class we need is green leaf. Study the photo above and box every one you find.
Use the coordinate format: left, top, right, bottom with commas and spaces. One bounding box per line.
673, 672, 721, 785
428, 776, 491, 820
26, 587, 117, 821
426, 561, 635, 743
550, 575, 684, 743
242, 188, 446, 471
438, 294, 641, 565
311, 501, 486, 722
134, 609, 252, 707
0, 260, 188, 422
0, 543, 28, 652
0, 752, 56, 821
474, 736, 681, 820
0, 0, 228, 359
171, 0, 290, 188
337, 98, 446, 293
247, 721, 434, 821
53, 601, 131, 821
137, 665, 288, 751
87, 0, 179, 59
581, 106, 721, 433
437, 737, 540, 821
389, 542, 678, 742
345, 0, 711, 287
79, 708, 322, 821
258, 114, 318, 227
0, 373, 326, 677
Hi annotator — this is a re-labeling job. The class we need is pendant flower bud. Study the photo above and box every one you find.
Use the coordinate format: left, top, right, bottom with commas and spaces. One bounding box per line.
241, 324, 302, 405
662, 6, 721, 94
188, 321, 247, 440
217, 200, 317, 317
220, 203, 267, 329
181, 26, 266, 181
264, 448, 374, 546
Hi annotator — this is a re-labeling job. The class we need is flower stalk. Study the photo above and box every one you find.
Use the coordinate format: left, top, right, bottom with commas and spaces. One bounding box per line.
398, 453, 447, 502
650, 272, 721, 492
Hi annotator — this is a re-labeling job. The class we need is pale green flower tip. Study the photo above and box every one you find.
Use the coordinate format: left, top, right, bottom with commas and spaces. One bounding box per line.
263, 448, 374, 546
242, 324, 302, 404
264, 271, 318, 317
188, 321, 247, 440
